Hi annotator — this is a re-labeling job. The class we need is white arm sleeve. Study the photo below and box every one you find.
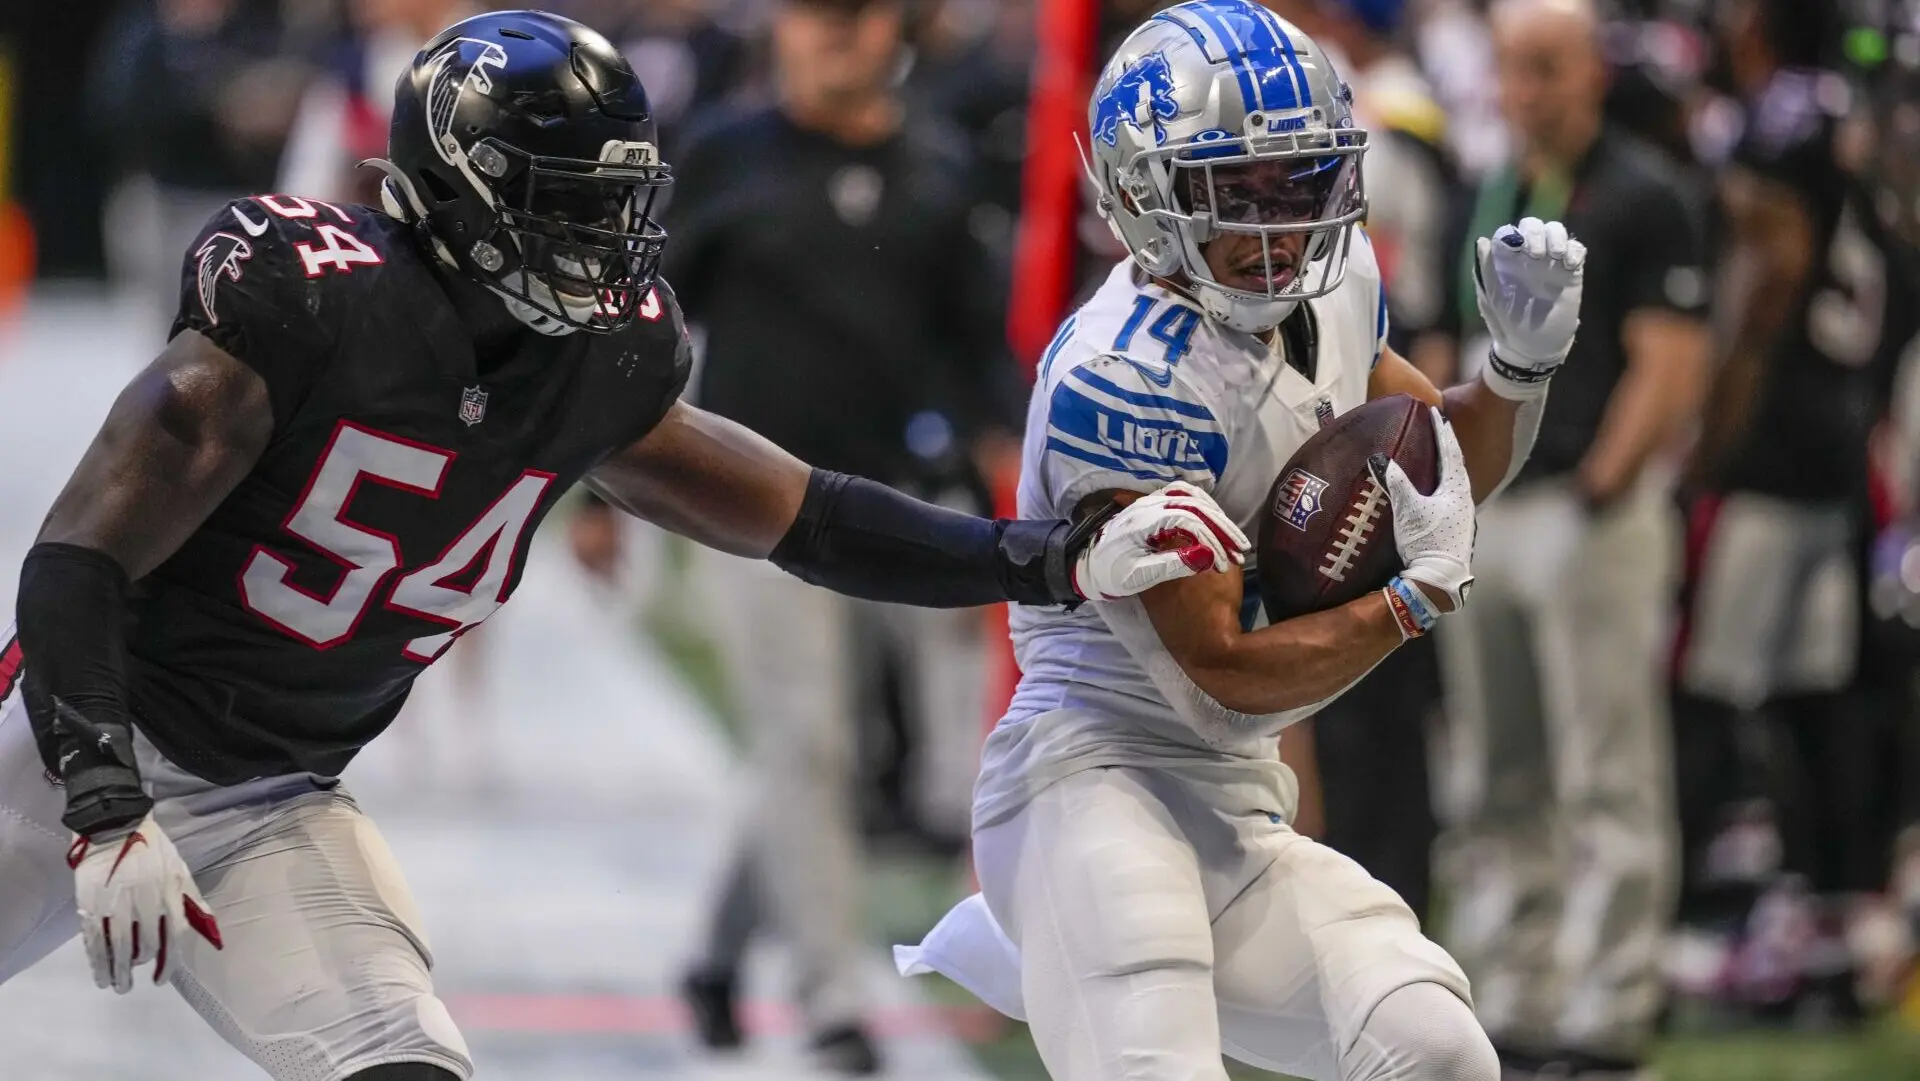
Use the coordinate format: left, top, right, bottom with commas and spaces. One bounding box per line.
1486, 383, 1548, 501
1095, 596, 1383, 751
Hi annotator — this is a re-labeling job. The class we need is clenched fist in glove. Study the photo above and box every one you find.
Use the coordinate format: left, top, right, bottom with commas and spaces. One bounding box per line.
1075, 482, 1250, 601
1475, 217, 1586, 400
68, 812, 223, 993
1369, 408, 1476, 624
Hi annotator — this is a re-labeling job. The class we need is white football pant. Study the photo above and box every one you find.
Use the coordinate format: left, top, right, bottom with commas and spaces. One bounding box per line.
0, 657, 472, 1081
903, 763, 1492, 1081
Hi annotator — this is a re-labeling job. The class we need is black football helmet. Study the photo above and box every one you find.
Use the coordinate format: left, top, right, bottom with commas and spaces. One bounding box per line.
370, 10, 671, 334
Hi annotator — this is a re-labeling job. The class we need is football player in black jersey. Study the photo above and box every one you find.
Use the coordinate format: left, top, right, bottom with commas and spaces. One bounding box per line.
0, 12, 1248, 1080
1672, 0, 1920, 1019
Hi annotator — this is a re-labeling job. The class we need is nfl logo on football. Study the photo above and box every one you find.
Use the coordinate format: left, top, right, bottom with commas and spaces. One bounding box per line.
459, 385, 489, 426
1273, 468, 1329, 532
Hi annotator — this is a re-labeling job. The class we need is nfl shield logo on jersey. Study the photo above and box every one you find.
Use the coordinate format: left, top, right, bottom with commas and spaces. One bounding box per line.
1314, 398, 1336, 428
1273, 468, 1329, 532
458, 385, 489, 426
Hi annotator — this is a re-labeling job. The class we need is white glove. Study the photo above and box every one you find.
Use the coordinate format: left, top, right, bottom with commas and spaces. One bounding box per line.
1475, 216, 1586, 400
1368, 408, 1475, 614
1074, 482, 1251, 600
68, 813, 223, 993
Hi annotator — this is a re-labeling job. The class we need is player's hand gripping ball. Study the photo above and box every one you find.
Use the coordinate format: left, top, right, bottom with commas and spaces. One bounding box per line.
1257, 395, 1466, 621
69, 812, 223, 993
1369, 407, 1476, 613
1475, 216, 1586, 399
1075, 482, 1250, 600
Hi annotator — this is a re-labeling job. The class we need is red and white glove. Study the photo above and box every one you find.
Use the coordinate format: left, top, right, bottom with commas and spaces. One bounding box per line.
1074, 482, 1250, 600
67, 812, 223, 993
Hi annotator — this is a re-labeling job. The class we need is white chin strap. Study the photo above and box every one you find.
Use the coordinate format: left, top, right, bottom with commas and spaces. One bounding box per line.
1196, 282, 1298, 334
487, 275, 598, 337
488, 285, 577, 336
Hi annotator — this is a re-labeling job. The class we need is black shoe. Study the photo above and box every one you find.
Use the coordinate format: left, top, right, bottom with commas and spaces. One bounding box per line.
680, 968, 743, 1051
810, 1023, 882, 1076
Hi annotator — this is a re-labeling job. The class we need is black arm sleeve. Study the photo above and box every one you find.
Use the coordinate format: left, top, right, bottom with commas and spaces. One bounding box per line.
770, 470, 1109, 608
16, 543, 152, 836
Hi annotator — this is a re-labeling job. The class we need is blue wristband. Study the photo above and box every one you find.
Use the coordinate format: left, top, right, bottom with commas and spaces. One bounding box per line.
1388, 576, 1440, 633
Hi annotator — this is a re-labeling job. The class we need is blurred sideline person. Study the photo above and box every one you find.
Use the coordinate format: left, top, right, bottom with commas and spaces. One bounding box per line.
1431, 1, 1709, 1076
1672, 0, 1919, 1019
1417, 0, 1510, 179
1853, 45, 1920, 1011
89, 0, 307, 324
1263, 0, 1461, 919
278, 0, 475, 205
903, 0, 1037, 263
602, 0, 1021, 1070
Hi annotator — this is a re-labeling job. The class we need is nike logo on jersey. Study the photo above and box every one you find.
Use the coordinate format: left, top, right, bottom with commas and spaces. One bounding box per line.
229, 204, 270, 237
195, 233, 254, 327
1117, 355, 1176, 389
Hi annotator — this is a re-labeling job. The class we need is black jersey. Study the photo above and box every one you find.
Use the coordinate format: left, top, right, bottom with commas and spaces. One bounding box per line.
1718, 70, 1913, 502
133, 196, 689, 784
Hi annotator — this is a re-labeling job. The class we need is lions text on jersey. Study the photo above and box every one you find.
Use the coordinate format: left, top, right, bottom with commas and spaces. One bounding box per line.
973, 233, 1390, 830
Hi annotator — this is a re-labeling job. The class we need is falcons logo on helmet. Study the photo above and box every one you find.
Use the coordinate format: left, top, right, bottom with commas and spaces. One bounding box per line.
425, 37, 510, 168
195, 232, 253, 327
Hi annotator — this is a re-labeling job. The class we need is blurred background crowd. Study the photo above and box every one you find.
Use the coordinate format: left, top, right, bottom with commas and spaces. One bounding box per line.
3, 0, 1920, 1078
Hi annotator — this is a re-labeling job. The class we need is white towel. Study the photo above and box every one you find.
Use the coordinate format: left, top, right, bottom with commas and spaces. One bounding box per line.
892, 892, 1028, 1022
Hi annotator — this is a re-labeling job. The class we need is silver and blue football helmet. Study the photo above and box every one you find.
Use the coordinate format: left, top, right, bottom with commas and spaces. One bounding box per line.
1085, 0, 1367, 333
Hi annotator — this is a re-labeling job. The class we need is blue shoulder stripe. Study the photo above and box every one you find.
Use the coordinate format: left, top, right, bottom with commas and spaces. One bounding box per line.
1067, 366, 1216, 422
1039, 316, 1079, 382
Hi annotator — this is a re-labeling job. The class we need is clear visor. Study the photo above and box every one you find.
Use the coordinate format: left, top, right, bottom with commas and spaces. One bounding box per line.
1133, 128, 1366, 306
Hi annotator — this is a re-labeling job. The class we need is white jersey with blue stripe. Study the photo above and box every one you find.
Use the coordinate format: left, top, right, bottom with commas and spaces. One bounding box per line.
973, 232, 1390, 829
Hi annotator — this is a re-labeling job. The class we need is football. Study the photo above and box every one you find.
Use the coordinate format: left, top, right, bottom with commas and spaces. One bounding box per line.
1254, 393, 1440, 622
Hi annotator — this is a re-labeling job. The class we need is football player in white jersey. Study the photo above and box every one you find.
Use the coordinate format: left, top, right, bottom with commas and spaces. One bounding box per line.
897, 3, 1587, 1080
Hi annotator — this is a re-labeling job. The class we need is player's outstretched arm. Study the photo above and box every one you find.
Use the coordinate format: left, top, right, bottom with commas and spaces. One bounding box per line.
21, 329, 273, 834
587, 401, 1247, 607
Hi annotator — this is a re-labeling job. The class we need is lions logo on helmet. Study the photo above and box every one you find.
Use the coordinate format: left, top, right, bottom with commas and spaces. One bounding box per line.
1094, 52, 1179, 148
